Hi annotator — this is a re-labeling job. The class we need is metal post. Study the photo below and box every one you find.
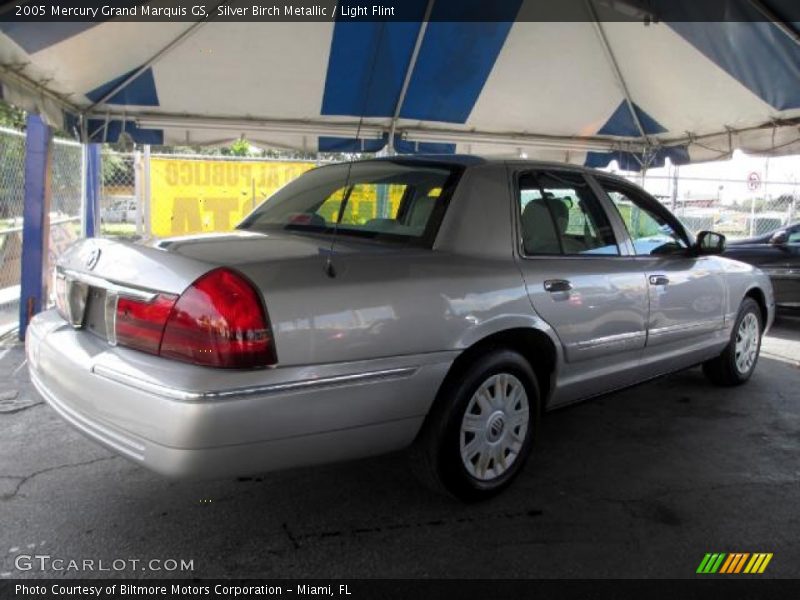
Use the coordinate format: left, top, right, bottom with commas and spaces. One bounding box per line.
670, 165, 679, 212
143, 145, 152, 237
19, 114, 53, 340
386, 0, 435, 156
83, 143, 101, 237
134, 149, 143, 236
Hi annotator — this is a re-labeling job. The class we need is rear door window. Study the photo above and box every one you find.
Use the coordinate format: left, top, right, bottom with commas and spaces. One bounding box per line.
519, 171, 619, 256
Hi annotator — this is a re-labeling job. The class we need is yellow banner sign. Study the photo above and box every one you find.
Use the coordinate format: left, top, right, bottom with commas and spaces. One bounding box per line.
149, 158, 316, 237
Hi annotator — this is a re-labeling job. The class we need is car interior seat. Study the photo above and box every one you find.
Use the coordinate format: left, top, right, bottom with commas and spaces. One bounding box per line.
521, 200, 562, 254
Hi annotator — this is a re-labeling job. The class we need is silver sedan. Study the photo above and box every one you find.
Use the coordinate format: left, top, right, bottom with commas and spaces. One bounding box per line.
26, 157, 775, 500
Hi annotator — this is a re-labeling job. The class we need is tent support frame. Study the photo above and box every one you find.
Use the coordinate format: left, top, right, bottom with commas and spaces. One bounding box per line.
132, 112, 646, 153
84, 14, 215, 115
386, 0, 435, 155
748, 0, 800, 46
586, 0, 652, 148
0, 62, 80, 122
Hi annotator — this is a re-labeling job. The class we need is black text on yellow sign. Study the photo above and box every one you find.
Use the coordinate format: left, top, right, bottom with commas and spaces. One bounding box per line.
150, 158, 315, 236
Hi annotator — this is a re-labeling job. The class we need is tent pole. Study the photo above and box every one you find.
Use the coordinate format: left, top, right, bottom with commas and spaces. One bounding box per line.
85, 17, 212, 113
671, 165, 679, 212
143, 145, 152, 238
18, 114, 52, 340
0, 63, 81, 115
586, 0, 651, 146
748, 0, 800, 47
134, 149, 143, 237
387, 0, 435, 155
83, 144, 101, 237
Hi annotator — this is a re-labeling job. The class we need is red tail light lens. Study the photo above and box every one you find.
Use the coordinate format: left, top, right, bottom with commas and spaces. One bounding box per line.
110, 268, 276, 368
159, 268, 276, 368
115, 294, 177, 355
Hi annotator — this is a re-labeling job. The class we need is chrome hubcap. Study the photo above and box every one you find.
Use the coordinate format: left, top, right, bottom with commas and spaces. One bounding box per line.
460, 373, 529, 481
735, 312, 759, 374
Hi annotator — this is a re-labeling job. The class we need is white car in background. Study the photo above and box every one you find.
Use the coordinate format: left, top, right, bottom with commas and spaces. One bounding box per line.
101, 198, 138, 224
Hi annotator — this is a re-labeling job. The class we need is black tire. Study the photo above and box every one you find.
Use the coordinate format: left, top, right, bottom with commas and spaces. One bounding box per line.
410, 349, 540, 502
702, 297, 762, 386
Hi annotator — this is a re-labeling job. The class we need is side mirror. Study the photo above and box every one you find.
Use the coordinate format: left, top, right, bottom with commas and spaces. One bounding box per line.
770, 231, 788, 246
696, 230, 726, 255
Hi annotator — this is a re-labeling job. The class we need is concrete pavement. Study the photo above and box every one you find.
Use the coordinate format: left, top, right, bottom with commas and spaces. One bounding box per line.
1, 312, 798, 579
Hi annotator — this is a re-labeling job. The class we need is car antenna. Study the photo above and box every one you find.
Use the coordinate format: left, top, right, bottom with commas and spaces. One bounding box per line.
324, 21, 387, 279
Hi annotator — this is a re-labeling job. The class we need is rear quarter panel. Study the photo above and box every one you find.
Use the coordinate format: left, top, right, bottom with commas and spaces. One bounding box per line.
233, 162, 559, 367
235, 247, 551, 367
716, 255, 775, 331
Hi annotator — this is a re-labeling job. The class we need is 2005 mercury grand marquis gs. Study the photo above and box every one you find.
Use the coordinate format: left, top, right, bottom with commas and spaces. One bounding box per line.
27, 157, 775, 500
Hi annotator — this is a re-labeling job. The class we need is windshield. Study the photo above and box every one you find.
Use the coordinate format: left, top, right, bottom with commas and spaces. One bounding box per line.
237, 160, 461, 245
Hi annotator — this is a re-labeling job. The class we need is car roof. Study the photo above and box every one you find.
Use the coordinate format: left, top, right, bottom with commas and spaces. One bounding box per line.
364, 154, 634, 184
309, 154, 638, 191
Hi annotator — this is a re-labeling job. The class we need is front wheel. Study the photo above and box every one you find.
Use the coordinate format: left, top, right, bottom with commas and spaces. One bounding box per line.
703, 297, 762, 386
410, 349, 540, 501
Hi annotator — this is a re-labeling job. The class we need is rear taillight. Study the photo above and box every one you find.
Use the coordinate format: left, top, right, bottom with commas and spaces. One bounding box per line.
115, 294, 177, 355
114, 268, 276, 369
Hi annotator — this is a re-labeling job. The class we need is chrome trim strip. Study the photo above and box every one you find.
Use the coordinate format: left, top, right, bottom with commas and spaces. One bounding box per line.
91, 364, 419, 402
65, 278, 89, 328
648, 318, 723, 337
60, 268, 159, 302
762, 267, 800, 278
572, 330, 645, 350
104, 291, 119, 346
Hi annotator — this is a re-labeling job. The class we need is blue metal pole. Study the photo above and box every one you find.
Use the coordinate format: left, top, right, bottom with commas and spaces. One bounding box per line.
19, 114, 53, 341
84, 143, 101, 237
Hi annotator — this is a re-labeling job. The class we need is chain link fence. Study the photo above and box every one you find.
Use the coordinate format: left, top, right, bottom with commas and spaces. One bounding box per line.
0, 127, 26, 334
628, 171, 799, 239
100, 149, 138, 239
0, 128, 82, 335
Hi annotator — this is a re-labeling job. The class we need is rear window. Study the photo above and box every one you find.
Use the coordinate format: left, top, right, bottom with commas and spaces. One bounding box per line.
238, 161, 460, 245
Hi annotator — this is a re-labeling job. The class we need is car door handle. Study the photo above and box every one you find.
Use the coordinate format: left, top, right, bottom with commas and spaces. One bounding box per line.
649, 275, 669, 286
543, 279, 573, 293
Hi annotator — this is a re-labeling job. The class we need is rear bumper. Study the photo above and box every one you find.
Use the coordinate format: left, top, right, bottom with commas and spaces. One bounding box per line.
26, 310, 454, 479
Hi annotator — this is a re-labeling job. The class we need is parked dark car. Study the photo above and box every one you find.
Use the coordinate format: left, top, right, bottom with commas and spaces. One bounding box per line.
725, 223, 800, 308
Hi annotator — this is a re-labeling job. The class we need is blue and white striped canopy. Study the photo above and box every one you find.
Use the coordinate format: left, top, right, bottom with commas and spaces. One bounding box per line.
2, 0, 800, 169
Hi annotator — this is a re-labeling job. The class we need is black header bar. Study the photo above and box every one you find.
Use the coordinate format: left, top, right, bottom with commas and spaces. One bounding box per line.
2, 0, 800, 23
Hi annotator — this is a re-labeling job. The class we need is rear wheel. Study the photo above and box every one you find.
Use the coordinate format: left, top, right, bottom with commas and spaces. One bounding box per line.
410, 349, 540, 501
703, 297, 762, 386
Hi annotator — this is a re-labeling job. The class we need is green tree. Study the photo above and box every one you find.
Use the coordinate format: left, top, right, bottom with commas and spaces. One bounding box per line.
222, 138, 250, 156
0, 99, 26, 130
101, 150, 133, 186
